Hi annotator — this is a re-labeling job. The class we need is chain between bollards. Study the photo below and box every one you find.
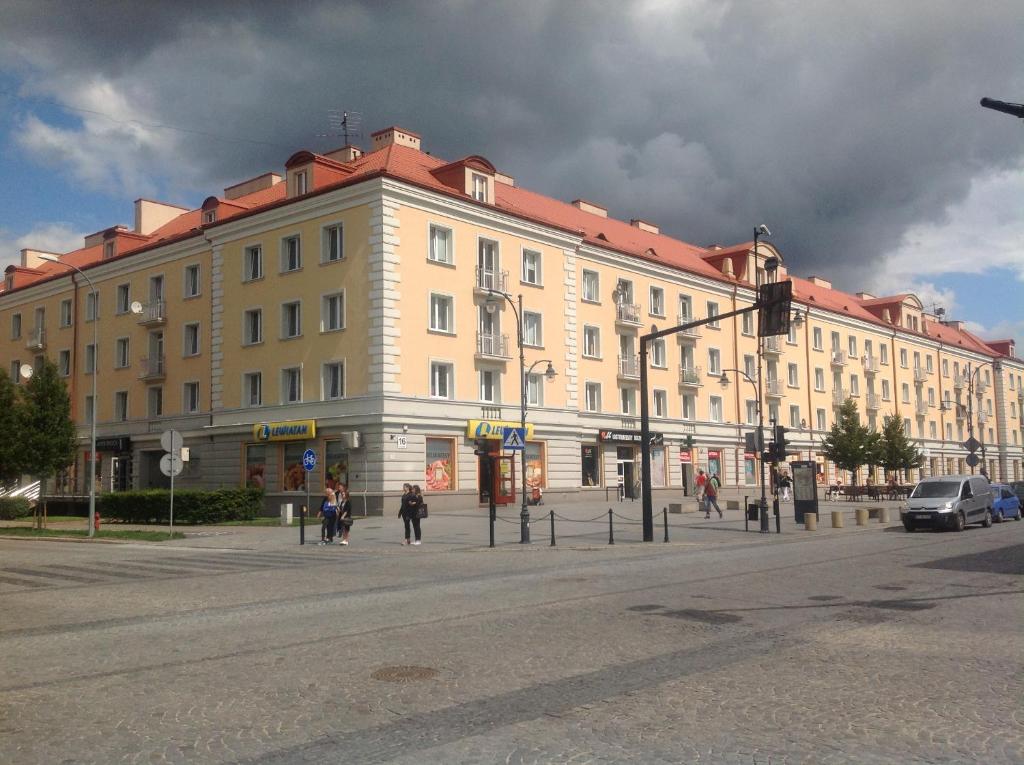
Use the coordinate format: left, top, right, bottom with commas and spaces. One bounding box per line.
549, 509, 556, 547
663, 507, 669, 542
608, 508, 614, 545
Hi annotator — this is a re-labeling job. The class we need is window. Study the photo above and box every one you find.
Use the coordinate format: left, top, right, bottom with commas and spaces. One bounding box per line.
282, 443, 307, 491
864, 339, 873, 358
649, 286, 665, 317
281, 235, 301, 272
85, 343, 96, 374
830, 332, 841, 352
679, 295, 693, 321
523, 311, 542, 347
812, 327, 823, 350
848, 336, 857, 358
902, 383, 910, 403
582, 270, 599, 302
115, 337, 130, 369
84, 395, 94, 424
744, 355, 757, 380
183, 323, 200, 356
742, 311, 754, 336
583, 326, 601, 358
148, 387, 163, 418
769, 403, 780, 424
620, 387, 636, 415
708, 348, 721, 375
244, 245, 263, 281
184, 264, 201, 297
322, 293, 345, 332
814, 368, 825, 391
929, 421, 937, 439
114, 391, 129, 422
709, 396, 723, 422
651, 339, 666, 368
322, 361, 345, 400
682, 394, 696, 420
903, 418, 911, 437
850, 375, 859, 396
706, 301, 720, 328
479, 370, 499, 402
243, 309, 263, 345
816, 408, 827, 431
429, 294, 454, 333
281, 301, 302, 339
183, 382, 200, 413
927, 387, 935, 406
281, 367, 302, 404
322, 223, 344, 263
243, 372, 262, 407
653, 389, 667, 418
430, 362, 453, 399
581, 444, 600, 486
428, 225, 453, 264
926, 355, 934, 373
471, 173, 488, 202
880, 344, 889, 364
790, 405, 801, 428
202, 209, 216, 224
9, 313, 20, 339
244, 445, 267, 489
745, 400, 758, 425
86, 292, 99, 321
522, 249, 541, 285
60, 299, 73, 327
787, 323, 798, 344
882, 379, 891, 400
788, 363, 799, 387
527, 374, 544, 407
294, 170, 308, 195
58, 349, 71, 377
585, 382, 601, 412
899, 349, 908, 368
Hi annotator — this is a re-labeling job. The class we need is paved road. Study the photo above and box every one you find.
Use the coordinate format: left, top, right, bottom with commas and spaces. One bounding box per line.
1, 517, 1021, 763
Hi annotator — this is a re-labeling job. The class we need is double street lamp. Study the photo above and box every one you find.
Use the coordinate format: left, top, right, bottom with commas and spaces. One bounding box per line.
485, 290, 557, 544
38, 254, 98, 538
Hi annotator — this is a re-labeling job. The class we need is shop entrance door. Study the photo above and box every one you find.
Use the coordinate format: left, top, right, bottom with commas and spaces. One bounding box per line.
616, 446, 636, 499
111, 456, 133, 492
680, 464, 693, 496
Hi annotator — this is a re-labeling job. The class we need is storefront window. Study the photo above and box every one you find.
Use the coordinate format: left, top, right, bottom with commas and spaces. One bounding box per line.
525, 441, 546, 489
425, 437, 455, 491
744, 455, 757, 485
245, 445, 267, 489
324, 440, 349, 491
707, 450, 722, 484
581, 444, 600, 487
651, 446, 666, 487
282, 443, 306, 492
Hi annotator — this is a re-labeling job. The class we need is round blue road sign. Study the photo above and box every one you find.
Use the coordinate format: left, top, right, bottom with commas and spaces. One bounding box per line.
302, 448, 317, 471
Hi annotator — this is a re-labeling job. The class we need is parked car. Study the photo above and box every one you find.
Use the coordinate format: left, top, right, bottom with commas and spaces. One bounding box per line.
1009, 481, 1024, 508
990, 483, 1022, 522
901, 475, 993, 532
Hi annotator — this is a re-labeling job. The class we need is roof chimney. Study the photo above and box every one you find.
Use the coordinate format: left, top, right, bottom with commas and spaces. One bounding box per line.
807, 276, 832, 289
571, 199, 608, 218
630, 219, 659, 234
856, 291, 876, 301
134, 199, 190, 235
324, 145, 364, 163
223, 172, 283, 200
20, 248, 61, 269
371, 126, 421, 152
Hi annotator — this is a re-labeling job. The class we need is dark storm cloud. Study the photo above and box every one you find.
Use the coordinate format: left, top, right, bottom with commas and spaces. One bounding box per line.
2, 0, 1022, 288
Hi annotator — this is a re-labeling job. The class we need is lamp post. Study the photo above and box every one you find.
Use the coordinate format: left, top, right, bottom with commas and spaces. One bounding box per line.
38, 254, 98, 538
718, 367, 760, 518
963, 363, 990, 476
754, 225, 775, 533
484, 291, 556, 544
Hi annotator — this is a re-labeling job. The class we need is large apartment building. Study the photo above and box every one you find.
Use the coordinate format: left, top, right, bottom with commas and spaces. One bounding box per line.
3, 126, 1022, 513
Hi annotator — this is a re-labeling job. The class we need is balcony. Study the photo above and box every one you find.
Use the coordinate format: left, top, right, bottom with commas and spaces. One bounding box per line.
476, 332, 510, 359
832, 388, 850, 406
830, 350, 848, 366
766, 379, 784, 398
136, 300, 167, 326
762, 336, 782, 356
915, 400, 930, 417
953, 374, 967, 390
675, 313, 701, 341
862, 355, 879, 374
618, 354, 639, 379
866, 392, 881, 410
138, 355, 166, 381
913, 366, 928, 383
474, 267, 508, 294
678, 365, 702, 387
24, 326, 45, 351
978, 411, 989, 424
615, 302, 642, 327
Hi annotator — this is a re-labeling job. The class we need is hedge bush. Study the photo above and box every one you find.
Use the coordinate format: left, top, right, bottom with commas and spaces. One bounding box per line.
97, 488, 262, 524
0, 496, 32, 520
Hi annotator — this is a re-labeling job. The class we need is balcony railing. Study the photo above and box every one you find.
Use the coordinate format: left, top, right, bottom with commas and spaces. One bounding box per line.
678, 365, 702, 387
915, 400, 930, 417
953, 374, 967, 390
866, 392, 881, 410
978, 411, 989, 424
762, 336, 782, 355
766, 379, 784, 397
830, 350, 847, 366
913, 366, 928, 383
618, 354, 640, 378
615, 302, 642, 325
862, 355, 879, 374
24, 326, 45, 350
475, 332, 510, 359
138, 355, 166, 381
832, 388, 850, 406
676, 314, 701, 339
137, 300, 166, 326
474, 267, 508, 294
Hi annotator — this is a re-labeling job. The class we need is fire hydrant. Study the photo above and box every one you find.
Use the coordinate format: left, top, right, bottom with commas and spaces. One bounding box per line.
94, 511, 101, 532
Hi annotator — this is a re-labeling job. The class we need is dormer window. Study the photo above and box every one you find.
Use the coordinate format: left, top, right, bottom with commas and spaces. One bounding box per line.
202, 210, 216, 224
103, 242, 115, 260
295, 171, 309, 196
471, 173, 488, 202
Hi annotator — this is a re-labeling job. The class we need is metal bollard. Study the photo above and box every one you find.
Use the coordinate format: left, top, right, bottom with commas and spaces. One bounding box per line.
856, 508, 869, 526
550, 510, 556, 546
831, 511, 844, 528
299, 505, 306, 545
663, 507, 669, 543
878, 507, 889, 524
805, 512, 818, 531
608, 508, 615, 545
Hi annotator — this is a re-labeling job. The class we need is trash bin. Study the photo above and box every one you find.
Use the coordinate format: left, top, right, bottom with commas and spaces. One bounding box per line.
280, 502, 293, 526
747, 503, 760, 521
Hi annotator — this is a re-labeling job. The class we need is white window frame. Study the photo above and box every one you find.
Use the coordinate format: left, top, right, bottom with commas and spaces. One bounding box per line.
280, 234, 302, 273
521, 248, 542, 286
428, 223, 454, 265
281, 301, 302, 339
114, 390, 129, 422
582, 325, 601, 359
880, 344, 889, 365
183, 322, 201, 357
653, 389, 668, 418
581, 269, 600, 303
60, 299, 73, 327
183, 264, 201, 298
709, 396, 723, 423
85, 343, 96, 374
244, 244, 264, 281
651, 338, 667, 369
243, 308, 263, 346
57, 349, 71, 377
790, 405, 801, 428
183, 381, 200, 413
471, 173, 488, 202
430, 360, 454, 400
814, 368, 825, 391
321, 291, 346, 333
86, 292, 99, 322
526, 373, 544, 407
682, 394, 696, 421
148, 386, 164, 418
620, 387, 636, 415
479, 369, 499, 403
243, 371, 263, 408
708, 347, 721, 376
523, 311, 543, 348
816, 408, 827, 431
281, 366, 302, 404
584, 381, 602, 412
745, 400, 758, 425
812, 327, 823, 351
706, 301, 720, 329
322, 222, 344, 264
322, 360, 346, 401
882, 379, 891, 400
741, 311, 754, 336
114, 337, 130, 369
429, 293, 455, 334
787, 363, 799, 388
649, 286, 665, 317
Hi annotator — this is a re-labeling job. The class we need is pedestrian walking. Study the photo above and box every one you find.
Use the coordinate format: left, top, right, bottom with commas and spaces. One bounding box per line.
398, 483, 422, 545
779, 472, 792, 501
695, 469, 707, 512
337, 487, 353, 545
704, 472, 722, 519
317, 488, 338, 545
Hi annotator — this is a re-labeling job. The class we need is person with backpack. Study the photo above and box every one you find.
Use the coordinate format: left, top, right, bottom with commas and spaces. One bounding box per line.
704, 473, 722, 519
317, 488, 338, 545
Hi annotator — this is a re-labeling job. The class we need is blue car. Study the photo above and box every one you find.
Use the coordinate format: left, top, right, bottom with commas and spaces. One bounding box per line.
991, 484, 1022, 522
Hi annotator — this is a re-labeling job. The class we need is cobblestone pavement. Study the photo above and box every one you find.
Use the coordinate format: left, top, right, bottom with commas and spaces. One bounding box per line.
0, 517, 1021, 764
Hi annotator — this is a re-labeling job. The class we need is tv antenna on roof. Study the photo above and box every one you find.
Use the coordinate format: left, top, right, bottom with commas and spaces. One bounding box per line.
930, 304, 946, 319
316, 109, 363, 145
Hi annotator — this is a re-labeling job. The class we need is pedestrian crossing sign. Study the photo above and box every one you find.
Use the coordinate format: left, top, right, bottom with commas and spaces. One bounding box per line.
502, 427, 527, 451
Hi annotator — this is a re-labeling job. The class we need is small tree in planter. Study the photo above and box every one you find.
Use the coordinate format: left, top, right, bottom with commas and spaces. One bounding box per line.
877, 410, 925, 483
820, 399, 881, 486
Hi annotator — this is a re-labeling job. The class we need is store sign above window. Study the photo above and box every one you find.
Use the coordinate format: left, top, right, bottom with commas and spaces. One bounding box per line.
598, 430, 664, 445
95, 436, 131, 453
253, 419, 317, 442
467, 420, 536, 440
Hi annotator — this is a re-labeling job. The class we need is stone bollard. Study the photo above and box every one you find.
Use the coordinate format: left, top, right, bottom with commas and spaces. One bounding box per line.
856, 507, 869, 526
805, 513, 818, 531
831, 511, 844, 528
877, 507, 889, 524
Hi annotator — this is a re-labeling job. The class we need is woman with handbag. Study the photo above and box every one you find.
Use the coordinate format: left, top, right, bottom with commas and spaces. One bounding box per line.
317, 488, 338, 545
337, 488, 353, 545
400, 483, 423, 545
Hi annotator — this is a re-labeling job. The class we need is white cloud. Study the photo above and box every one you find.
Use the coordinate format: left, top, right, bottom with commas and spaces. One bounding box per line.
0, 223, 86, 272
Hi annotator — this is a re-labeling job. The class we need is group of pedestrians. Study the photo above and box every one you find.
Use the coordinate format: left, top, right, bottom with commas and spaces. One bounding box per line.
317, 486, 352, 545
695, 469, 722, 518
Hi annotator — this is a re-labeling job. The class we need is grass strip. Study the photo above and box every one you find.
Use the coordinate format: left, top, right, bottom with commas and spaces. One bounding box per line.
0, 528, 185, 541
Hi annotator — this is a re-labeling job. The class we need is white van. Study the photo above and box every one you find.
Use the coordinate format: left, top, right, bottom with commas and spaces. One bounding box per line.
901, 475, 993, 532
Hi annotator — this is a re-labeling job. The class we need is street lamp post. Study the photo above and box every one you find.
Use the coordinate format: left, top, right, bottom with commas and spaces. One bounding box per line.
754, 225, 775, 533
718, 367, 760, 522
964, 363, 990, 476
38, 254, 98, 538
485, 290, 556, 544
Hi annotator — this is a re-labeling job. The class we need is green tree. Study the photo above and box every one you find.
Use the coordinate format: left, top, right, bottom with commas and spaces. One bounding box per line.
877, 410, 924, 482
20, 359, 77, 487
820, 399, 880, 485
0, 367, 26, 484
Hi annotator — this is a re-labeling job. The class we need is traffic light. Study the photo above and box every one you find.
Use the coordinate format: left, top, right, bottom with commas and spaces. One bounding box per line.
685, 435, 694, 449
771, 425, 788, 462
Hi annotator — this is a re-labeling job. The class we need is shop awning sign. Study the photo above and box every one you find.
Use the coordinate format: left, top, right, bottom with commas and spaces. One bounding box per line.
253, 419, 317, 442
467, 420, 535, 440
598, 430, 664, 445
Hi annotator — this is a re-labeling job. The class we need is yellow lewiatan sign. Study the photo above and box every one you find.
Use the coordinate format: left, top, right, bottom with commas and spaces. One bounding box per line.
253, 420, 317, 442
466, 420, 536, 440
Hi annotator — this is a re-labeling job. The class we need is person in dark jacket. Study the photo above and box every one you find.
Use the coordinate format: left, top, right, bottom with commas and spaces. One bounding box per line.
337, 488, 353, 545
399, 483, 423, 545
